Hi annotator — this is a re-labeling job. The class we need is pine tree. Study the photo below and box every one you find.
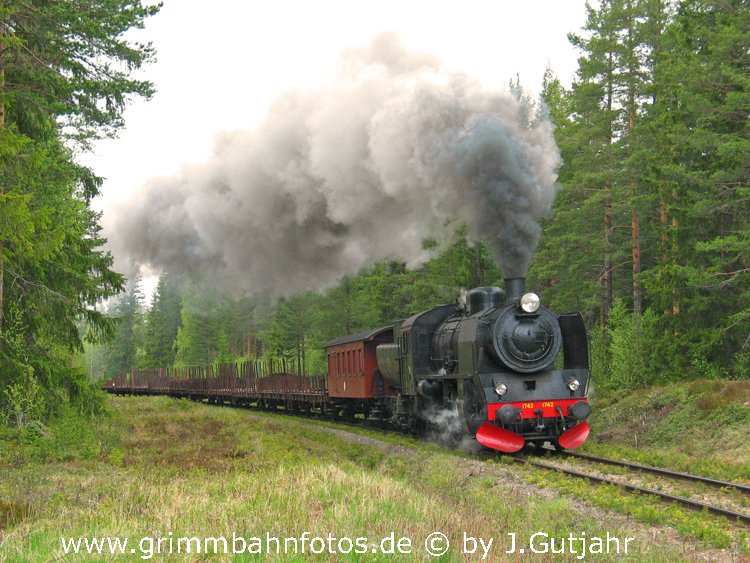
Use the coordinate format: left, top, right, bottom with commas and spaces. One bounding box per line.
530, 69, 605, 320
0, 0, 160, 326
644, 0, 750, 367
545, 0, 668, 320
565, 0, 625, 322
143, 274, 182, 368
173, 285, 234, 368
103, 276, 144, 376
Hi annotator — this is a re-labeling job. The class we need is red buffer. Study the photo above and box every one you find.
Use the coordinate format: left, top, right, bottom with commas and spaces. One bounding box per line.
475, 423, 525, 453
557, 421, 590, 450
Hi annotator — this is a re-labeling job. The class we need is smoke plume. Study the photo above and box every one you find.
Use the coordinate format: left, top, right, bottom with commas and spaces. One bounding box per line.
111, 33, 560, 296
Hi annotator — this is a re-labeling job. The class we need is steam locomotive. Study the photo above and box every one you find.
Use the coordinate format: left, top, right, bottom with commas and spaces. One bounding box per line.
368, 277, 591, 452
106, 277, 591, 452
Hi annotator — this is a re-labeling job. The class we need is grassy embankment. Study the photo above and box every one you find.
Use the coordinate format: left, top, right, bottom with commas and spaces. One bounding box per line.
519, 379, 750, 553
584, 380, 750, 481
0, 394, 705, 561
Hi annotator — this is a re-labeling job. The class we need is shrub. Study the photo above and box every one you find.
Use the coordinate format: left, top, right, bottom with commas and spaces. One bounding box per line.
690, 354, 728, 381
596, 301, 659, 393
732, 351, 750, 380
1, 369, 46, 428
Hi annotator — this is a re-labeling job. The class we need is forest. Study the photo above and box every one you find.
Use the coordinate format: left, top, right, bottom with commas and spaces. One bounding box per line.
1, 0, 748, 427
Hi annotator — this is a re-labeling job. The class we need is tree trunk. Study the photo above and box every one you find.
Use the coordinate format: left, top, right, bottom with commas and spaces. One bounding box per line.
628, 13, 643, 316
603, 193, 613, 323
659, 199, 671, 315
672, 208, 680, 315
0, 38, 5, 341
631, 209, 642, 314
602, 56, 614, 325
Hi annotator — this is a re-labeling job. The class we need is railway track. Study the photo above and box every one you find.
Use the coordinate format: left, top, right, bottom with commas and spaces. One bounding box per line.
121, 392, 750, 527
561, 450, 750, 494
243, 399, 750, 527
237, 399, 750, 527
514, 452, 750, 526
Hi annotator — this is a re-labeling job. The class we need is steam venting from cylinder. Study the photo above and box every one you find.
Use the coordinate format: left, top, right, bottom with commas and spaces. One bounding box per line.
109, 33, 560, 296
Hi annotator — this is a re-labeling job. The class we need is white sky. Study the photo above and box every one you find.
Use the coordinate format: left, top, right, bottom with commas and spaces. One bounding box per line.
80, 0, 589, 295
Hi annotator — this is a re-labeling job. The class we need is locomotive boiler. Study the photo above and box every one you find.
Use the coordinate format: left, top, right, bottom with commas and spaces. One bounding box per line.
376, 278, 591, 452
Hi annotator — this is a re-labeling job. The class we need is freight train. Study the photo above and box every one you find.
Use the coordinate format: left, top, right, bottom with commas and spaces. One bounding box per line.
105, 277, 591, 452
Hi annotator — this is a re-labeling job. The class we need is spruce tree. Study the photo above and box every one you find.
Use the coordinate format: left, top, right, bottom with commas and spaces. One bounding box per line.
143, 274, 182, 368
0, 1, 160, 419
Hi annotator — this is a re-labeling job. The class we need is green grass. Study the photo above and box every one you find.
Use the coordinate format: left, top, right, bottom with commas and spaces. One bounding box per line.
584, 379, 750, 482
0, 395, 696, 561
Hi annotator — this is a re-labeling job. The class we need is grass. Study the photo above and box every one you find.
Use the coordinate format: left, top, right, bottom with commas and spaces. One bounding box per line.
0, 395, 698, 561
584, 379, 750, 482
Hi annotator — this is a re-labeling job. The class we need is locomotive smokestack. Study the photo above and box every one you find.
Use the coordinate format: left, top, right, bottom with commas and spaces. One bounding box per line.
505, 278, 526, 302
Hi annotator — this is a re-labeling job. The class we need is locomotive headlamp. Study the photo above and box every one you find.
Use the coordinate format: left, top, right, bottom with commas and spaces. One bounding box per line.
494, 383, 508, 396
567, 378, 581, 391
520, 293, 541, 313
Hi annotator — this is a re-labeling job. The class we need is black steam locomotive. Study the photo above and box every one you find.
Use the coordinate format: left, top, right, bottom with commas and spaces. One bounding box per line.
375, 277, 591, 452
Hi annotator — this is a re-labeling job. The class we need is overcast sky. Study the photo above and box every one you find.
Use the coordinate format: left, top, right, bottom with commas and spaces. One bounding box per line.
80, 0, 590, 291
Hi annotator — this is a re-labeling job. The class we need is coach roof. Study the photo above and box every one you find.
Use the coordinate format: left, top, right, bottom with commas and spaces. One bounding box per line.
323, 326, 393, 349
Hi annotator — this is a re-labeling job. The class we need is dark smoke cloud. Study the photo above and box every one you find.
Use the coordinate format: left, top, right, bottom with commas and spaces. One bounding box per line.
111, 33, 560, 296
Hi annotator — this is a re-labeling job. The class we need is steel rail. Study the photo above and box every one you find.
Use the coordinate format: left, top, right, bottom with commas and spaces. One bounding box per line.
514, 457, 750, 526
559, 451, 750, 494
